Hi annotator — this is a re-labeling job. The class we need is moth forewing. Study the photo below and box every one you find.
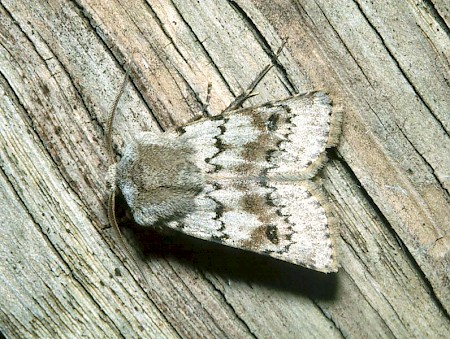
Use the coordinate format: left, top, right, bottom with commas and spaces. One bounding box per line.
115, 91, 340, 273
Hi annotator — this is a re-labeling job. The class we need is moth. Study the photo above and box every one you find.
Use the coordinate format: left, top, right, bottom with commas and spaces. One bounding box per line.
106, 64, 341, 274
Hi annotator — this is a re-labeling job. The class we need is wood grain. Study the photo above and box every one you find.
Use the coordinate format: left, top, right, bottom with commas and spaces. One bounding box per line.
0, 0, 448, 337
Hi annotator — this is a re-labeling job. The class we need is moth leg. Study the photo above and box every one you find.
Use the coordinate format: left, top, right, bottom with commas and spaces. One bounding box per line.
223, 39, 287, 113
202, 82, 213, 117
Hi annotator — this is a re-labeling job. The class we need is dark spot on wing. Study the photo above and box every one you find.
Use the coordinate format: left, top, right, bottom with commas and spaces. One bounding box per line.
267, 114, 279, 131
265, 225, 279, 244
175, 126, 186, 135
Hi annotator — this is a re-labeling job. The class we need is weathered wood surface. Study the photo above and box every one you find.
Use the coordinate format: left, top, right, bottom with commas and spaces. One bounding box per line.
0, 0, 449, 337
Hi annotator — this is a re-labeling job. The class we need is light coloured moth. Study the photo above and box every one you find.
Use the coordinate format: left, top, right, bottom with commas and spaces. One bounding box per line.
106, 57, 341, 273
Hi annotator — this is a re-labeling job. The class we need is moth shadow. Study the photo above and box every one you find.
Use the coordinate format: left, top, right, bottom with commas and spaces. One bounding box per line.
124, 218, 339, 301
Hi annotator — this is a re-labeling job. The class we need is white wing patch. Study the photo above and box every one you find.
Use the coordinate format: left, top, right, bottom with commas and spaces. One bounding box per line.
115, 91, 341, 272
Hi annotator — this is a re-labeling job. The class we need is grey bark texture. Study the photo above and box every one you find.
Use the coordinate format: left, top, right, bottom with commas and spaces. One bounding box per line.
0, 0, 449, 338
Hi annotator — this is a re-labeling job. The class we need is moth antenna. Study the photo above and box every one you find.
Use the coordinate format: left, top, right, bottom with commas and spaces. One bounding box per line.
106, 69, 130, 164
105, 69, 150, 288
108, 191, 149, 287
105, 69, 129, 230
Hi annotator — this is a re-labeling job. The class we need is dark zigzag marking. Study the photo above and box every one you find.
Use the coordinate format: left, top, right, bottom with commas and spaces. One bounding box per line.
208, 182, 227, 242
204, 117, 227, 173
